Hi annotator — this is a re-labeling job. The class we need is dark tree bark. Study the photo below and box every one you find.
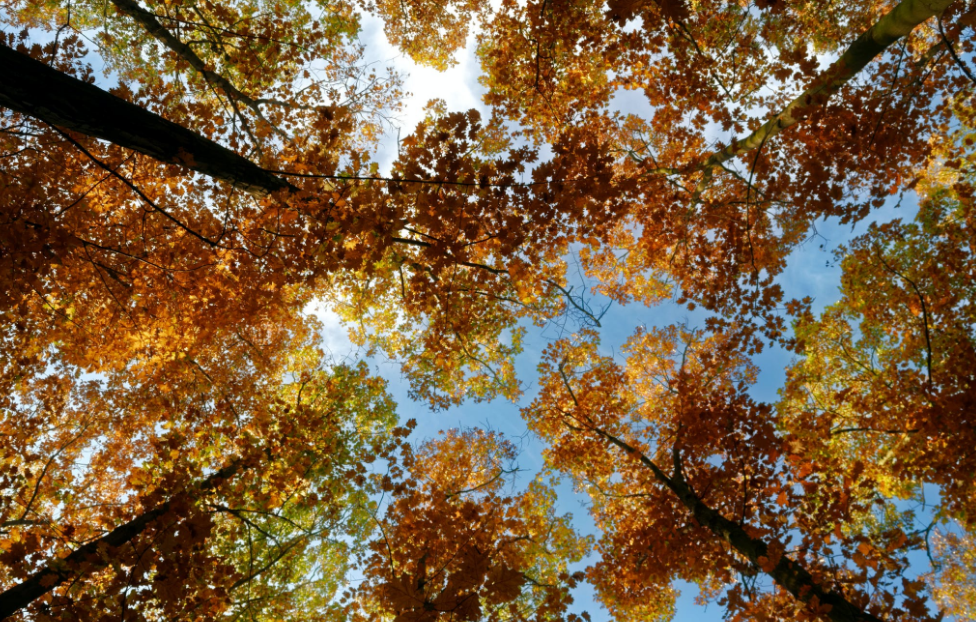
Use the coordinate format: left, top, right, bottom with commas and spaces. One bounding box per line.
0, 462, 241, 619
594, 428, 886, 622
108, 0, 261, 111
0, 43, 295, 198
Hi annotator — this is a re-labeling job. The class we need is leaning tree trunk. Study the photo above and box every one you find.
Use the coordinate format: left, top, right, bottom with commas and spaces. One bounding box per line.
0, 462, 242, 619
594, 427, 885, 622
699, 0, 955, 173
0, 43, 294, 198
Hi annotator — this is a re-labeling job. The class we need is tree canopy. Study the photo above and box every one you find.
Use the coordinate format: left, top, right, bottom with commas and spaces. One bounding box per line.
1, 0, 975, 620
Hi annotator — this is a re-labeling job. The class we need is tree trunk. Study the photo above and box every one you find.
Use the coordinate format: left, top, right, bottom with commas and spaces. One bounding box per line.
0, 462, 240, 619
0, 43, 295, 198
671, 482, 884, 622
595, 427, 885, 622
699, 0, 954, 173
107, 0, 259, 111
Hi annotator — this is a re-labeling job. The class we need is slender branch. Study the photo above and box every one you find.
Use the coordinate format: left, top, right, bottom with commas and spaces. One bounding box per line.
49, 124, 222, 248
17, 425, 90, 523
390, 237, 507, 275
831, 427, 919, 435
544, 279, 605, 327
444, 468, 516, 499
270, 169, 581, 189
875, 250, 934, 385
938, 16, 976, 85
228, 537, 305, 590
0, 519, 49, 528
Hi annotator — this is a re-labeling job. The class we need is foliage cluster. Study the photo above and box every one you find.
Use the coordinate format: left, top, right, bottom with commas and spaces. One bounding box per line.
2, 0, 976, 621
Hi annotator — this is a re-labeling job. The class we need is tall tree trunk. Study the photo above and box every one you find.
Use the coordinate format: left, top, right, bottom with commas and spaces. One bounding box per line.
108, 0, 261, 112
106, 0, 287, 142
0, 462, 241, 619
0, 43, 295, 198
699, 0, 954, 174
594, 427, 885, 622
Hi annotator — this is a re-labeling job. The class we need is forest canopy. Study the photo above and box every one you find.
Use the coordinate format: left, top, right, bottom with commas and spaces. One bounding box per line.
1, 0, 976, 621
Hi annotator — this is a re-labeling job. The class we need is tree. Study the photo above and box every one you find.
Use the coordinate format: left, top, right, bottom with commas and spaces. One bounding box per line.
354, 429, 590, 622
476, 0, 960, 340
3, 0, 976, 620
1, 335, 407, 620
431, 0, 972, 618
524, 323, 941, 621
0, 1, 583, 616
780, 182, 976, 518
0, 24, 595, 410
